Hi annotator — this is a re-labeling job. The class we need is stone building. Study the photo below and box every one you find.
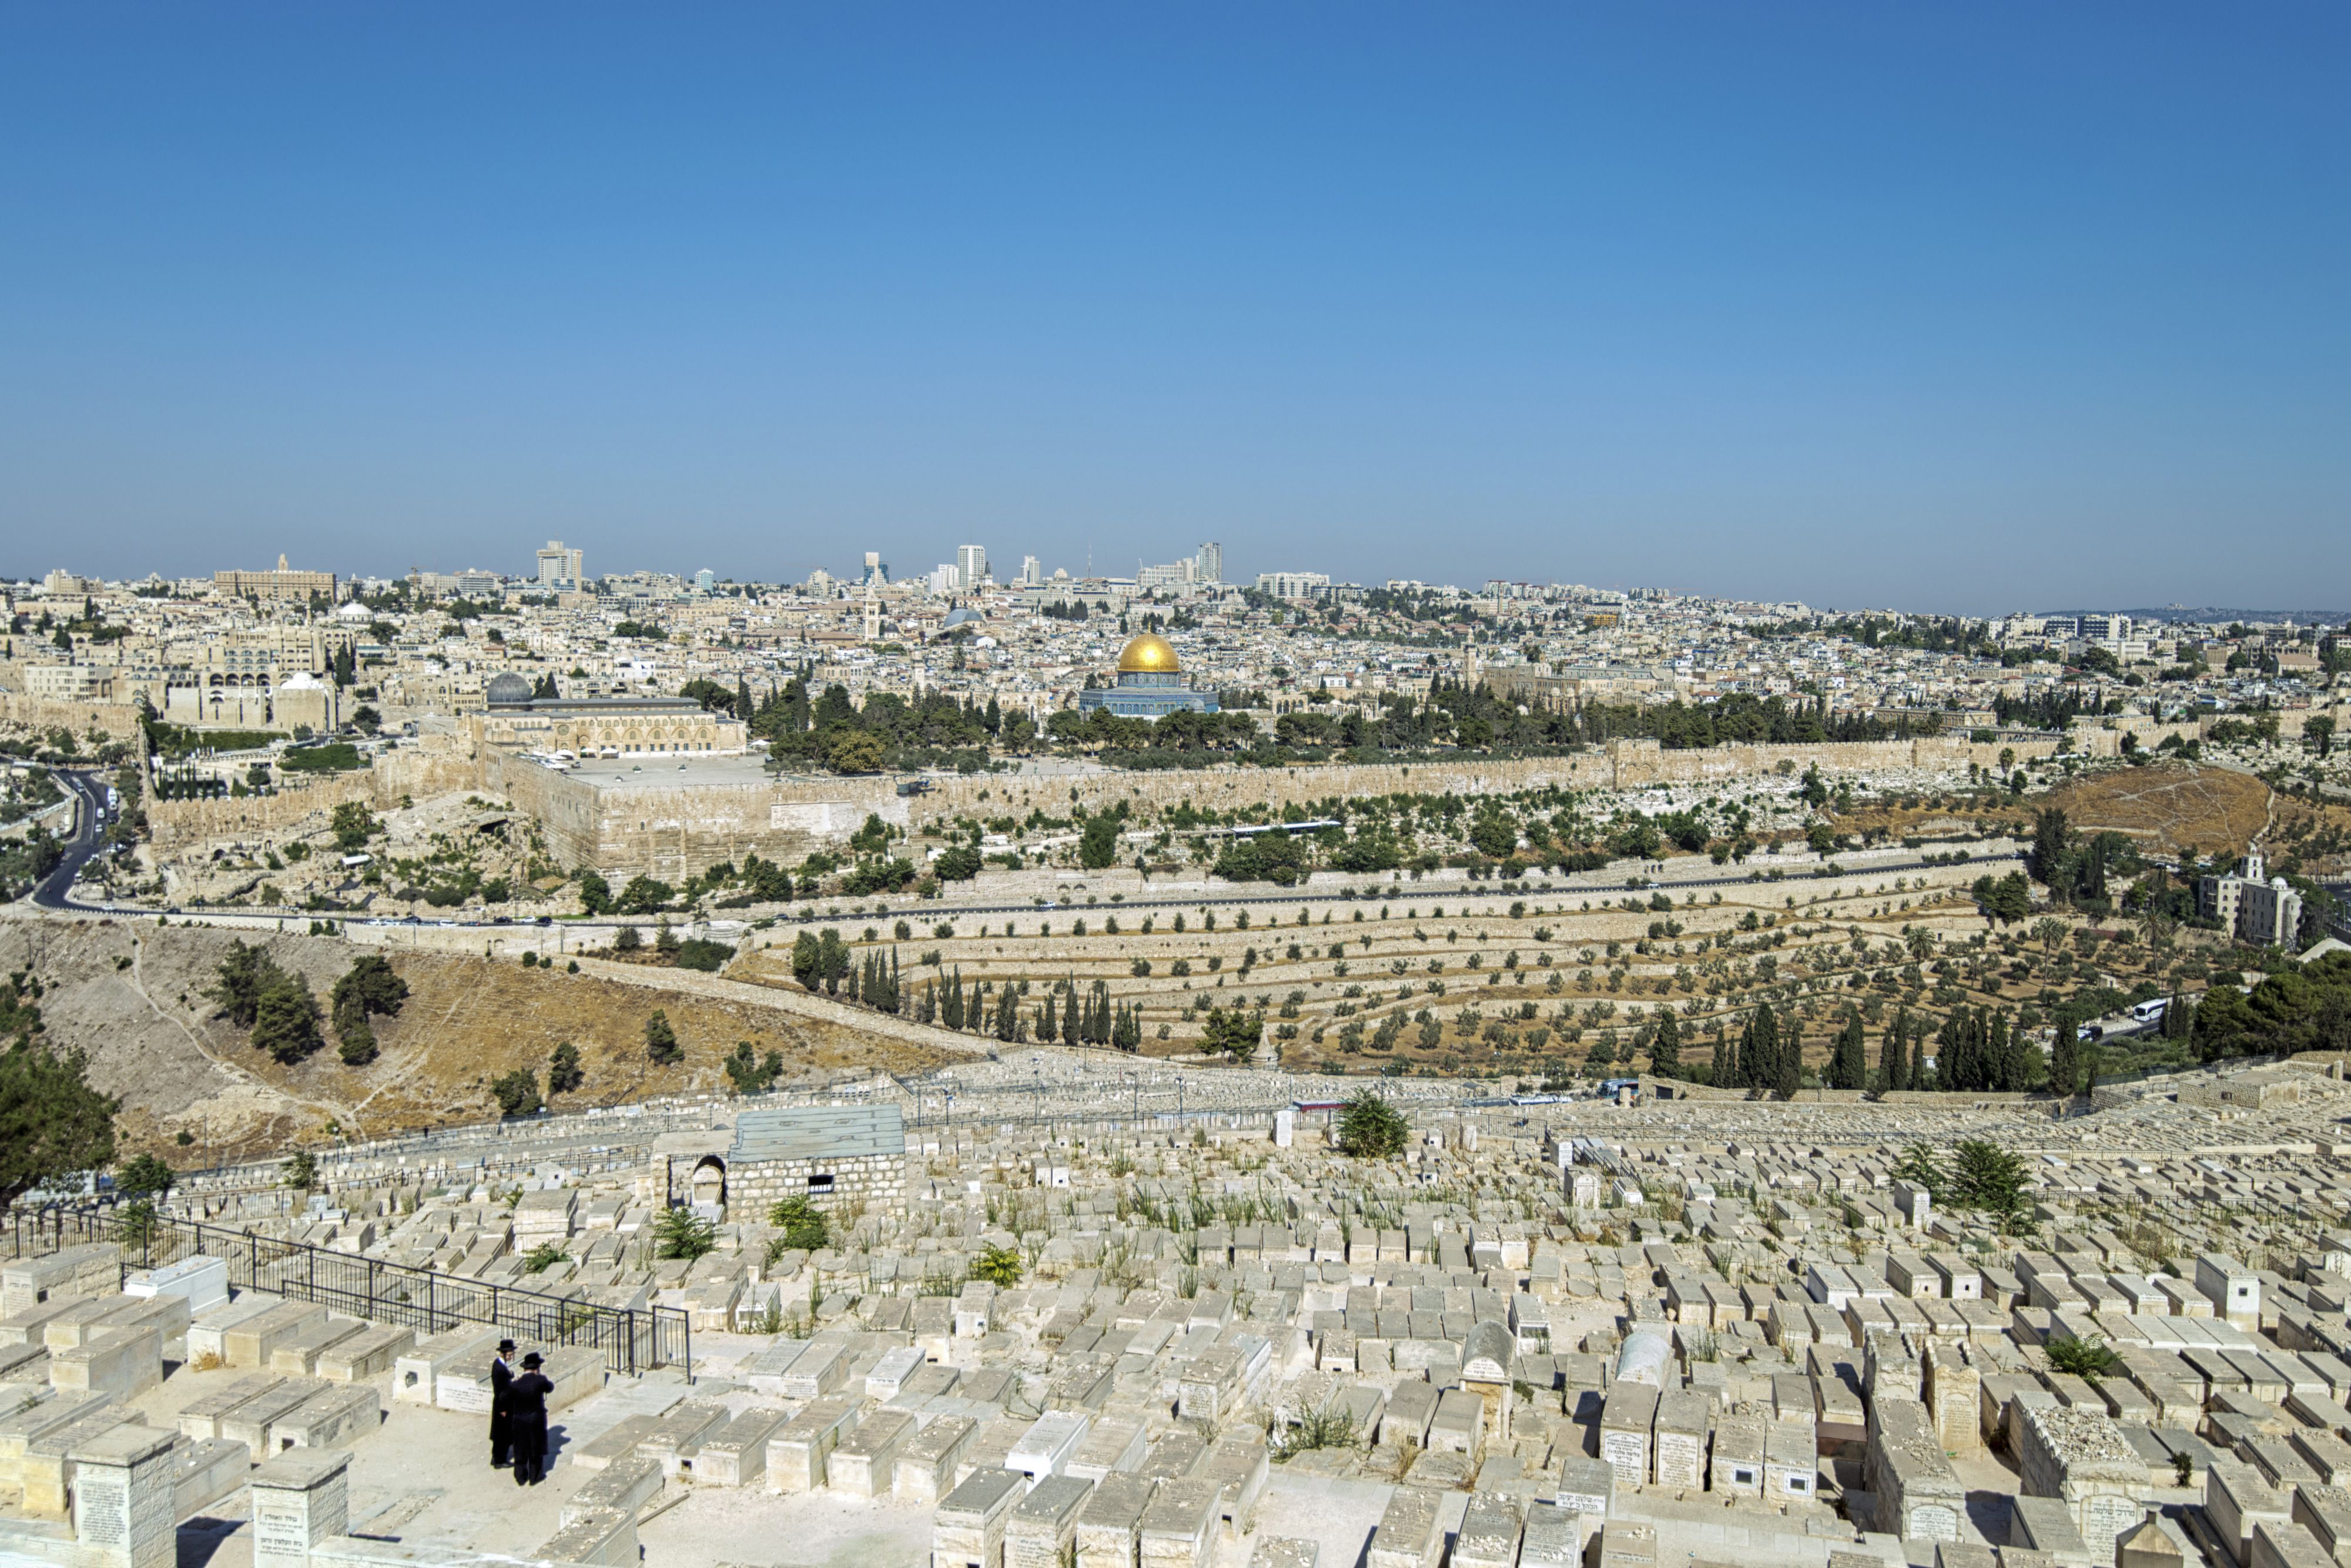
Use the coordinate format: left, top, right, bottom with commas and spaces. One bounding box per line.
2201, 845, 2306, 947
214, 554, 337, 603
471, 672, 748, 759
716, 1104, 909, 1219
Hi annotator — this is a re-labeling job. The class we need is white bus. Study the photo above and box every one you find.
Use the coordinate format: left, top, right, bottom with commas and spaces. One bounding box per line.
2130, 997, 2169, 1025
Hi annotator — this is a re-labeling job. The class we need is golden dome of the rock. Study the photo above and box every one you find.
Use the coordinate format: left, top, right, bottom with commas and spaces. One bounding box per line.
1117, 633, 1180, 674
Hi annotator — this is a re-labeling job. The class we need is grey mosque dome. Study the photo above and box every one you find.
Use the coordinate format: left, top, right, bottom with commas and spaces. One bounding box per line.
485, 672, 534, 706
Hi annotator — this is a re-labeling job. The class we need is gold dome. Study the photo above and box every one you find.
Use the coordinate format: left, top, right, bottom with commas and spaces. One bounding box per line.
1117, 633, 1180, 674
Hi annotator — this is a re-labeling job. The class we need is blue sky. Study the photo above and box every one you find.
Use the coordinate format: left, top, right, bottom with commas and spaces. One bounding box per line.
1, 4, 2343, 612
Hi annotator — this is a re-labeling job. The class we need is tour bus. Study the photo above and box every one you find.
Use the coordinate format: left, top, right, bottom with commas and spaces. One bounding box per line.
2130, 997, 2169, 1025
1597, 1077, 1642, 1101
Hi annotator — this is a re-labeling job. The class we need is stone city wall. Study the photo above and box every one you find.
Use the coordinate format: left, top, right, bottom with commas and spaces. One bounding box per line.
189, 729, 2061, 876
0, 691, 146, 744
146, 743, 477, 851
479, 749, 913, 879
487, 733, 2066, 877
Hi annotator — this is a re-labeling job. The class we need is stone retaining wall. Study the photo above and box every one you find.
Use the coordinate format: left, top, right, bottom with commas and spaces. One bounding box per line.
146, 743, 477, 850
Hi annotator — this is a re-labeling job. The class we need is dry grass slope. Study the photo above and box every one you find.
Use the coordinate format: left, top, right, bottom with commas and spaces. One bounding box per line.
1, 921, 951, 1160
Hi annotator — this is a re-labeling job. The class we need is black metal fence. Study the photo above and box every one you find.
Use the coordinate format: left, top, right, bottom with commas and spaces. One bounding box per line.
3, 1204, 690, 1376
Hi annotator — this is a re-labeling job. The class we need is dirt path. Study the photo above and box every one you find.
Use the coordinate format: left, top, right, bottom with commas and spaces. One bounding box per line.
124, 929, 364, 1136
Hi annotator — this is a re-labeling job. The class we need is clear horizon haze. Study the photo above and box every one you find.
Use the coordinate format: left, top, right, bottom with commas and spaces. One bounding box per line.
1, 4, 2344, 614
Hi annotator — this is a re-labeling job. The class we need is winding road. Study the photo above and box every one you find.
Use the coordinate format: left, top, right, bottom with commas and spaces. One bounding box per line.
29, 768, 110, 911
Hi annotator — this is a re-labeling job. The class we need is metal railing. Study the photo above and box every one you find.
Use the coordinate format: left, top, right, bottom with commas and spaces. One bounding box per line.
4, 1204, 691, 1376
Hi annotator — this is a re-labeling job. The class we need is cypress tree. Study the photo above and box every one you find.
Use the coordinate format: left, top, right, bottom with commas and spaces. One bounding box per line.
2051, 1020, 2080, 1098
1773, 1017, 1802, 1098
1998, 1014, 2030, 1091
1828, 1013, 1866, 1090
1650, 1010, 1681, 1078
1752, 1004, 1780, 1094
1910, 1033, 1927, 1091
1881, 1005, 1910, 1091
1938, 1010, 1971, 1091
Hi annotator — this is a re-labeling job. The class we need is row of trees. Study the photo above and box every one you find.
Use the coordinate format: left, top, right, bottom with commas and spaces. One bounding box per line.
1709, 1003, 1801, 1096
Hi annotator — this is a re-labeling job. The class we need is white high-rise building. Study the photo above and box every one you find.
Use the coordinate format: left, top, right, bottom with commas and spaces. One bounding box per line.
1020, 555, 1043, 586
1195, 542, 1223, 585
534, 540, 584, 589
1255, 570, 1329, 600
956, 544, 990, 588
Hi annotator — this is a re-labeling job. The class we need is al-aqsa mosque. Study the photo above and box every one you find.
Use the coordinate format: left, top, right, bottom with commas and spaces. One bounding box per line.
1076, 632, 1220, 719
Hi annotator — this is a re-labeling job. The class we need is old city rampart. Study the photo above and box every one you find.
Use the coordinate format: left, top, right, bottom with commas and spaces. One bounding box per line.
146, 743, 478, 852
153, 731, 2062, 874
484, 733, 2062, 877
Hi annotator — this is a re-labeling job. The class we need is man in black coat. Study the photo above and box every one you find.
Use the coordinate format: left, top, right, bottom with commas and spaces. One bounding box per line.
488, 1339, 517, 1469
507, 1351, 556, 1486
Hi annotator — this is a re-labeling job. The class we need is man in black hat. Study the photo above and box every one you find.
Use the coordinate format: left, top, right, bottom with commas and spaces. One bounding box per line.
506, 1351, 556, 1486
488, 1339, 517, 1469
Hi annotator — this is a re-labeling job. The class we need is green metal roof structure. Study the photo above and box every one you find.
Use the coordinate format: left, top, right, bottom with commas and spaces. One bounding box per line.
728, 1104, 905, 1164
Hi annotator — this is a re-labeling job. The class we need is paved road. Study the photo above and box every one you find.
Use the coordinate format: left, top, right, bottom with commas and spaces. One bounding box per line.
29, 769, 107, 912
37, 845, 2026, 930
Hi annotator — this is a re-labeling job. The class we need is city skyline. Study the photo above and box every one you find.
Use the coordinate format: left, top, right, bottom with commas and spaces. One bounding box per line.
3, 5, 2344, 612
